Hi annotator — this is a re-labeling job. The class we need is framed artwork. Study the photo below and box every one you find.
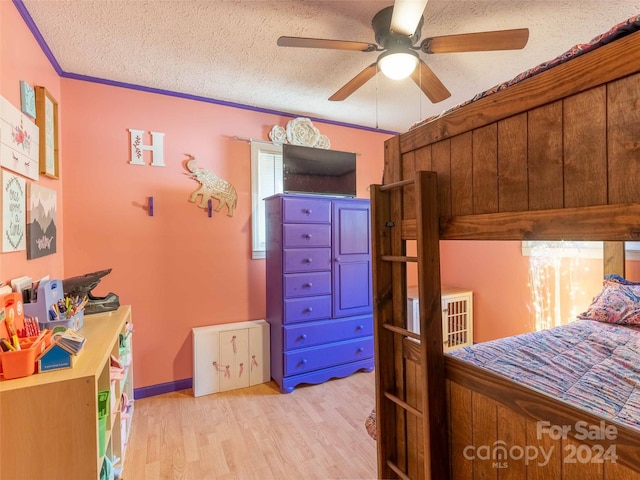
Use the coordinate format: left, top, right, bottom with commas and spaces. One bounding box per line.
27, 183, 57, 259
0, 94, 40, 180
35, 86, 59, 179
1, 169, 26, 252
20, 81, 36, 119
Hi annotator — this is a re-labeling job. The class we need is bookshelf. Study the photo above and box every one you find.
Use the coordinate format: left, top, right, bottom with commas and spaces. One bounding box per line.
0, 305, 133, 479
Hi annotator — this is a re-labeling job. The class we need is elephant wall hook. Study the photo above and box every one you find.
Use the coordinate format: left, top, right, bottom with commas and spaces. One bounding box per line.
184, 154, 237, 217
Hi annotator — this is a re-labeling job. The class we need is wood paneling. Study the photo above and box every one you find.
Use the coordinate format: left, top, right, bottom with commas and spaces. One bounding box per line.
608, 73, 640, 204
402, 151, 416, 220
450, 133, 473, 216
526, 417, 562, 480
497, 113, 528, 213
432, 203, 640, 241
603, 241, 625, 276
563, 87, 607, 207
528, 101, 564, 210
432, 140, 452, 217
562, 437, 603, 480
399, 30, 640, 153
449, 381, 473, 480
414, 145, 432, 173
472, 124, 499, 214
605, 461, 640, 480
497, 405, 527, 479
472, 392, 498, 480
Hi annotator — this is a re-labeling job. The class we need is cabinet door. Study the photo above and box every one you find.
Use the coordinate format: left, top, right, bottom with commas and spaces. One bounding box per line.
219, 330, 250, 391
332, 201, 372, 317
193, 329, 220, 397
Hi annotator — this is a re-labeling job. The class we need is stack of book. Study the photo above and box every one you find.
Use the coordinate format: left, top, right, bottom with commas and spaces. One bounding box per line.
52, 329, 86, 354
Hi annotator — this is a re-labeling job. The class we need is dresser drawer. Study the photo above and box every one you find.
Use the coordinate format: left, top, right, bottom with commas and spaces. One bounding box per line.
284, 296, 332, 324
284, 272, 331, 298
284, 336, 373, 375
282, 197, 331, 224
284, 315, 372, 349
283, 248, 331, 273
283, 224, 331, 248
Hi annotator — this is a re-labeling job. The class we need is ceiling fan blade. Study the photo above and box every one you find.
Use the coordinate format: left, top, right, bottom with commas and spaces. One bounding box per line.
329, 64, 378, 101
277, 36, 378, 52
390, 0, 429, 36
421, 28, 529, 54
411, 60, 451, 103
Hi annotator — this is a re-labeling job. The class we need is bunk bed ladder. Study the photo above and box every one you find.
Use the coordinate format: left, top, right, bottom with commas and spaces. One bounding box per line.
371, 171, 450, 480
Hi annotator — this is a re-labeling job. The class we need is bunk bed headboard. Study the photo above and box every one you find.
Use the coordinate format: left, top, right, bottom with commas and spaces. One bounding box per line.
373, 19, 640, 480
385, 28, 640, 247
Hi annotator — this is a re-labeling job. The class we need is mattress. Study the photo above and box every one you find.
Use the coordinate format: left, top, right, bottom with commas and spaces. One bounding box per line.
449, 319, 640, 432
410, 13, 640, 130
365, 319, 640, 441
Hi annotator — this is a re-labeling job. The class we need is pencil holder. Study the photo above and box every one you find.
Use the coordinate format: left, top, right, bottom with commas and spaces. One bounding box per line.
40, 310, 84, 333
24, 280, 85, 332
0, 331, 52, 380
23, 279, 64, 326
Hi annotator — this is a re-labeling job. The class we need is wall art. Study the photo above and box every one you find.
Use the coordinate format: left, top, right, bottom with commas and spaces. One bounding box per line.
0, 94, 39, 180
27, 183, 57, 259
35, 86, 59, 179
20, 81, 36, 118
185, 155, 237, 217
268, 117, 330, 149
1, 169, 26, 252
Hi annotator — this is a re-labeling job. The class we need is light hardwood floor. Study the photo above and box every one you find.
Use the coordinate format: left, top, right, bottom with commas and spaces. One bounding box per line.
122, 371, 377, 479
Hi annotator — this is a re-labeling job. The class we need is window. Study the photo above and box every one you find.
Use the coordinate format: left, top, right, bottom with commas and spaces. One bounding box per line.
522, 241, 640, 260
251, 141, 283, 259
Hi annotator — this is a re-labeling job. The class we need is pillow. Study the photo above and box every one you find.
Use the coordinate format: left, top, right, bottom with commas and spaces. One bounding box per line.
578, 280, 640, 325
604, 274, 640, 285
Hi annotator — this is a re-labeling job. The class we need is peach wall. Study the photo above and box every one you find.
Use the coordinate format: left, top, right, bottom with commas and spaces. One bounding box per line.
5, 1, 638, 391
0, 1, 64, 282
59, 80, 390, 388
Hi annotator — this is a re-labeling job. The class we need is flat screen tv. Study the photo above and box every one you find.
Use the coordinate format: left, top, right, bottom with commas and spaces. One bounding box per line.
282, 144, 357, 197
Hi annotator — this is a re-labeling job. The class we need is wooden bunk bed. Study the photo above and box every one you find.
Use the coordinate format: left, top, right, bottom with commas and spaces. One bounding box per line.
370, 14, 640, 480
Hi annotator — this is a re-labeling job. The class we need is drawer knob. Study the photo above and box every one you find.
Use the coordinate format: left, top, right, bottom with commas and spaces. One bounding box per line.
356, 347, 364, 354
304, 307, 313, 313
356, 325, 364, 331
303, 282, 313, 288
300, 334, 307, 340
303, 233, 312, 239
300, 359, 307, 365
303, 209, 312, 214
303, 257, 313, 264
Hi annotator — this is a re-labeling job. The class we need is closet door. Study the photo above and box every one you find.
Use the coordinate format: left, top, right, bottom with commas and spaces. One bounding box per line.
218, 329, 249, 391
332, 201, 372, 318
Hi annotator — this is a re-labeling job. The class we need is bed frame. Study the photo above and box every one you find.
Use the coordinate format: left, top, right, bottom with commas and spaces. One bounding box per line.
371, 27, 640, 480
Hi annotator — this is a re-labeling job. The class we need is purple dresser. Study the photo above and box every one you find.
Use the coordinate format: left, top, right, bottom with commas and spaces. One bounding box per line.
265, 194, 374, 393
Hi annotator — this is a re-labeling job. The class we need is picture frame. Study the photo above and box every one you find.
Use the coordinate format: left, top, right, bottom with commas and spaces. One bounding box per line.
35, 86, 59, 179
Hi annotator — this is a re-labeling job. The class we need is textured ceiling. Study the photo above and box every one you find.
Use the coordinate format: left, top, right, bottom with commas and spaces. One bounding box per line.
20, 0, 640, 133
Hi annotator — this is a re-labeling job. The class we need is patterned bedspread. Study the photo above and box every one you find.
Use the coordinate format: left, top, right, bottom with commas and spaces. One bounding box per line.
449, 320, 640, 431
365, 320, 640, 441
410, 13, 640, 130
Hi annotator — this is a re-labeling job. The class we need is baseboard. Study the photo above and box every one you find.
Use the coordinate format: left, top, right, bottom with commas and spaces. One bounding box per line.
133, 377, 193, 399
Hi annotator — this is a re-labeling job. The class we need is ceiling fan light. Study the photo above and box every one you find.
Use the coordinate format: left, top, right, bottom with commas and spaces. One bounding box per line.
378, 50, 419, 80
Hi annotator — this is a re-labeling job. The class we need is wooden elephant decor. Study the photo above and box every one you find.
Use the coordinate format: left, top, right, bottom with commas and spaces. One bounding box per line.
184, 154, 237, 217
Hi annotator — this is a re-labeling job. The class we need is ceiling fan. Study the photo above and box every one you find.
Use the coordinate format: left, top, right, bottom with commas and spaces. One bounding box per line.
277, 0, 529, 103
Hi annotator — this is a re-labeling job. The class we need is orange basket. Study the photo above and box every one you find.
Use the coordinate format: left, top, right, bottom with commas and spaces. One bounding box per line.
0, 330, 52, 380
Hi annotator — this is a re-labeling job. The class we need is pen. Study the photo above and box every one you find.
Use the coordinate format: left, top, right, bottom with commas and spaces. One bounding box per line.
0, 338, 16, 352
